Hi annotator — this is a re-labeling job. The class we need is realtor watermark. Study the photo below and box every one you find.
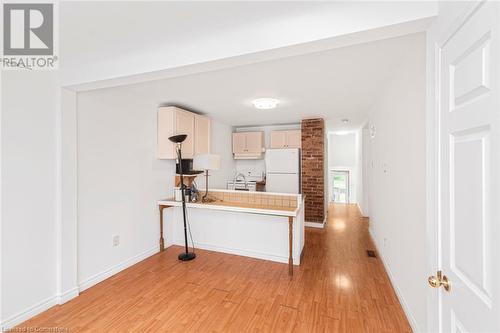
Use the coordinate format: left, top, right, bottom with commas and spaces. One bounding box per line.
1, 2, 58, 70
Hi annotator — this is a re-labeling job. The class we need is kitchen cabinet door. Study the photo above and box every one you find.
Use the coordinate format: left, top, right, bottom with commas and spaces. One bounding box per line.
270, 131, 287, 148
232, 132, 247, 154
194, 114, 211, 155
245, 132, 263, 153
157, 107, 175, 159
175, 110, 195, 158
286, 130, 301, 148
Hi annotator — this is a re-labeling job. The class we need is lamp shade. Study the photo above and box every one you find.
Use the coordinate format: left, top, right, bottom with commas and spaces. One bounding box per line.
193, 154, 221, 171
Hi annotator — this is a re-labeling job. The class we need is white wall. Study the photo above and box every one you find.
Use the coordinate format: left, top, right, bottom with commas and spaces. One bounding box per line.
359, 127, 371, 216
1, 71, 58, 325
365, 32, 426, 331
193, 120, 236, 190
76, 88, 234, 288
328, 132, 356, 166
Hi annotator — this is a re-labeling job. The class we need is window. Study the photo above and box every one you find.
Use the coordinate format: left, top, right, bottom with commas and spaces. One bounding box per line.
332, 171, 349, 203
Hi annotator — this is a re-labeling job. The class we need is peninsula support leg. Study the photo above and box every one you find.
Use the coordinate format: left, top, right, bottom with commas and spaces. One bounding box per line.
288, 216, 293, 277
159, 205, 168, 252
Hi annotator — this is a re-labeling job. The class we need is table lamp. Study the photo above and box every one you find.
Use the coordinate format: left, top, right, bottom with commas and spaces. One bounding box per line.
193, 154, 221, 202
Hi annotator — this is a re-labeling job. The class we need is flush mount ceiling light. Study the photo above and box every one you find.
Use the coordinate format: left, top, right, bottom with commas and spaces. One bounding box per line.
341, 118, 349, 124
252, 98, 280, 110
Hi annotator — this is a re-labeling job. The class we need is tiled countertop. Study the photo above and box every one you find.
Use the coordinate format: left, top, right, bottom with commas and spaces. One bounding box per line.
158, 198, 301, 217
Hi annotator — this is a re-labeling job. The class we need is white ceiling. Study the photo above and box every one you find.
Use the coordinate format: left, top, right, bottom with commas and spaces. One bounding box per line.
60, 1, 436, 85
90, 33, 425, 131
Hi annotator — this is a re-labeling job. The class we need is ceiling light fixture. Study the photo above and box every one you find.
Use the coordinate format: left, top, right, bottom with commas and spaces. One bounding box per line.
341, 118, 349, 124
252, 98, 280, 110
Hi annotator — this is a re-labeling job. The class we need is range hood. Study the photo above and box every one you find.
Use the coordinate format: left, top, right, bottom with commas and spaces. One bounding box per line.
233, 152, 264, 160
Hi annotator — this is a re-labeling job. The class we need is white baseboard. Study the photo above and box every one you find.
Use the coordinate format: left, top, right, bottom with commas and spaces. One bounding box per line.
304, 221, 323, 228
169, 239, 301, 265
357, 203, 367, 217
368, 228, 419, 332
1, 295, 59, 330
305, 216, 327, 228
57, 287, 79, 304
78, 245, 159, 292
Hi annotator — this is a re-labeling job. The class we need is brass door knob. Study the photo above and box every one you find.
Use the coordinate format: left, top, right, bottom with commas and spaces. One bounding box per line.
428, 270, 451, 292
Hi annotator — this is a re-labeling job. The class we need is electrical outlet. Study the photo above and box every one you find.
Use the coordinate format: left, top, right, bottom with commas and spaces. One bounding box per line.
112, 235, 120, 247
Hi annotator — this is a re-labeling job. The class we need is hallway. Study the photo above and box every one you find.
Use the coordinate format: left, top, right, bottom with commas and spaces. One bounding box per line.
19, 204, 411, 332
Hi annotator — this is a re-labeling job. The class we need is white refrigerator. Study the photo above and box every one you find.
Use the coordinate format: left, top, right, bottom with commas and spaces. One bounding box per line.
265, 148, 301, 194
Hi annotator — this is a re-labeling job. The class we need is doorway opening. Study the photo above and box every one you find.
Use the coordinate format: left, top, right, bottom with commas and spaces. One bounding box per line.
332, 170, 349, 203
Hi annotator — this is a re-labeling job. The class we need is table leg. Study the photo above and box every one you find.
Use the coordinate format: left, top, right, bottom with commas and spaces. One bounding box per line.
159, 205, 166, 252
288, 216, 293, 277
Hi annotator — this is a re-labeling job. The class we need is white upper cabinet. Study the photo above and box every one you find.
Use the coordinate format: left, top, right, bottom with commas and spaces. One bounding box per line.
174, 109, 195, 158
157, 106, 210, 159
270, 131, 287, 149
286, 130, 302, 148
194, 114, 211, 155
232, 132, 247, 154
232, 131, 264, 159
270, 130, 301, 149
245, 132, 264, 153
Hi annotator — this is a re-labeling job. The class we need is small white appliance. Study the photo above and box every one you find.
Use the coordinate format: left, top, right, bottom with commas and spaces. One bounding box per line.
265, 148, 301, 194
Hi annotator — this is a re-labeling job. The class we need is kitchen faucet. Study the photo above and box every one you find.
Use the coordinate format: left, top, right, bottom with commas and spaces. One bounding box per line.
233, 173, 246, 184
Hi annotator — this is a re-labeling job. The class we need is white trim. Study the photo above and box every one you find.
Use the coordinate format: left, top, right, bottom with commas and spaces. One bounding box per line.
55, 82, 63, 305
60, 88, 79, 306
57, 287, 79, 305
305, 216, 327, 228
0, 69, 3, 328
369, 228, 419, 332
78, 246, 158, 292
357, 202, 367, 217
305, 221, 324, 228
0, 295, 59, 330
168, 240, 302, 265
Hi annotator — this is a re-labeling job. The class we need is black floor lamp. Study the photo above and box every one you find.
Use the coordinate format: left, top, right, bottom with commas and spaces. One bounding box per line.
168, 134, 196, 261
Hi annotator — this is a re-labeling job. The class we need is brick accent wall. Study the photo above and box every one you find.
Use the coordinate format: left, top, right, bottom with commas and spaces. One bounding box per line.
301, 118, 325, 223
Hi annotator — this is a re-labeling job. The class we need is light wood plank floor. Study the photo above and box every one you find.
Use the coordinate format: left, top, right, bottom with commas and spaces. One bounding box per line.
19, 203, 411, 332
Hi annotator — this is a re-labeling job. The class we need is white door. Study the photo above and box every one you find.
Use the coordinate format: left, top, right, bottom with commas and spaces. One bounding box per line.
265, 148, 299, 174
436, 2, 499, 331
332, 170, 349, 203
266, 174, 299, 194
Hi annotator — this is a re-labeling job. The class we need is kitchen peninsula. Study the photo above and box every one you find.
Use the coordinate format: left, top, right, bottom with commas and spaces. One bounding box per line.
158, 189, 305, 276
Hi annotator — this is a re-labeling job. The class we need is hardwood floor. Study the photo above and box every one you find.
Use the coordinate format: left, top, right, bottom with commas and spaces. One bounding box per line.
19, 204, 411, 332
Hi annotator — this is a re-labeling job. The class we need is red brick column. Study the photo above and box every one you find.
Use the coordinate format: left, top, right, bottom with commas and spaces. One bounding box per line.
301, 118, 325, 223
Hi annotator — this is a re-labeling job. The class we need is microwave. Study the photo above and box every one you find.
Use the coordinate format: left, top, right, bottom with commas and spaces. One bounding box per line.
176, 159, 203, 175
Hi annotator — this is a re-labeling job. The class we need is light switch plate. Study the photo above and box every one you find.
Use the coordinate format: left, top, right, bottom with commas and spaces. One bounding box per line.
112, 235, 120, 247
